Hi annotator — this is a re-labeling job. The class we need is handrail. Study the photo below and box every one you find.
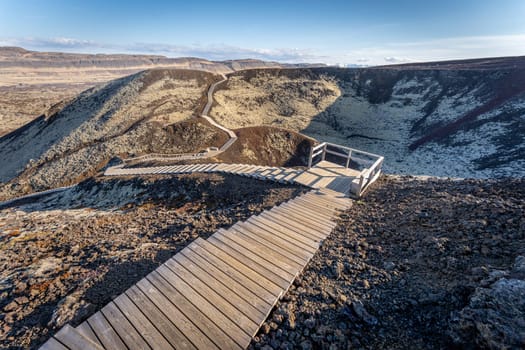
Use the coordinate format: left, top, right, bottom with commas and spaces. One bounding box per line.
307, 141, 384, 197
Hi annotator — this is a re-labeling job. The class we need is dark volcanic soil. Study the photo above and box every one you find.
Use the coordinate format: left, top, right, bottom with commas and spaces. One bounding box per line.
0, 173, 306, 349
251, 176, 525, 350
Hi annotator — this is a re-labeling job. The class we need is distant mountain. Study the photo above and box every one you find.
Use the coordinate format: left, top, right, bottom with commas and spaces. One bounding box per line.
0, 46, 326, 73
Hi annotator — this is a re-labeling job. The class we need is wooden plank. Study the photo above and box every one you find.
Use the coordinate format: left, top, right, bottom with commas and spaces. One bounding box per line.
260, 210, 325, 242
136, 278, 221, 350
87, 312, 127, 350
191, 164, 208, 172
113, 293, 175, 350
199, 164, 214, 172
54, 325, 103, 350
293, 173, 319, 187
282, 172, 300, 182
191, 239, 283, 297
290, 197, 339, 215
304, 191, 350, 206
282, 201, 334, 220
213, 163, 228, 171
220, 164, 237, 173
206, 236, 293, 289
259, 212, 325, 242
281, 200, 335, 221
213, 230, 299, 278
39, 338, 69, 350
248, 217, 319, 252
176, 165, 193, 173
231, 224, 309, 264
275, 206, 336, 232
284, 198, 338, 222
218, 228, 303, 271
101, 302, 151, 350
303, 197, 349, 211
173, 165, 187, 172
184, 242, 278, 305
160, 260, 260, 335
229, 164, 246, 173
76, 323, 102, 348
184, 165, 202, 173
146, 271, 243, 350
125, 286, 196, 350
172, 252, 270, 316
296, 195, 347, 214
263, 209, 331, 240
202, 164, 217, 172
235, 222, 313, 261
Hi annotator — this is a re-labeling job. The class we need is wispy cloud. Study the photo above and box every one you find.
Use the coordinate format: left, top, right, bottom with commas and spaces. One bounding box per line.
0, 37, 101, 49
0, 36, 326, 63
384, 56, 411, 63
343, 34, 525, 65
2, 34, 525, 66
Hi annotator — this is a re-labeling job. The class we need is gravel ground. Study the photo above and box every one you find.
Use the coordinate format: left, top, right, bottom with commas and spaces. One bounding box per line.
0, 173, 306, 349
251, 175, 525, 350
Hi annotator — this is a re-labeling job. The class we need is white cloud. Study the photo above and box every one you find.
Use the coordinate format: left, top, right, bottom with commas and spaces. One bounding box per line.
342, 34, 525, 65
0, 36, 326, 63
1, 33, 525, 66
384, 56, 411, 63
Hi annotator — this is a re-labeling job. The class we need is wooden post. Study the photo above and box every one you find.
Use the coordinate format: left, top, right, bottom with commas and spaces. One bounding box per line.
307, 145, 314, 168
358, 175, 365, 196
345, 150, 352, 168
321, 144, 327, 161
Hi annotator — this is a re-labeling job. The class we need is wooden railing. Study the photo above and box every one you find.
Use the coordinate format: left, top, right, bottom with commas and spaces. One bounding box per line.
308, 142, 384, 197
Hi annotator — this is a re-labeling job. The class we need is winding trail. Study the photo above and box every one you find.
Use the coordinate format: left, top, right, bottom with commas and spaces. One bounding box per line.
199, 74, 237, 152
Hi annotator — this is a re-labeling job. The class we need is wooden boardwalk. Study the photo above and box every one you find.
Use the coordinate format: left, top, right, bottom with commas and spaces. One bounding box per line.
105, 160, 360, 196
41, 190, 351, 350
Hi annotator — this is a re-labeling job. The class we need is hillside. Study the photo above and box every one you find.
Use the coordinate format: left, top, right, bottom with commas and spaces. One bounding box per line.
210, 57, 525, 178
0, 69, 225, 200
0, 47, 325, 135
0, 68, 317, 201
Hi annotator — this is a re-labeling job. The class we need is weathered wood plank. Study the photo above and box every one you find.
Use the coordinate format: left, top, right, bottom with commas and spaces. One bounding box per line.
125, 286, 196, 350
184, 241, 279, 305
267, 207, 334, 235
87, 312, 127, 350
192, 238, 284, 297
206, 236, 293, 289
139, 276, 226, 349
279, 202, 336, 224
280, 204, 334, 225
171, 252, 270, 317
161, 259, 260, 335
76, 323, 102, 348
101, 302, 151, 350
217, 229, 303, 271
248, 217, 319, 252
288, 197, 339, 215
146, 270, 244, 349
274, 206, 336, 232
259, 212, 325, 242
230, 224, 309, 264
113, 293, 175, 350
54, 325, 103, 350
214, 230, 298, 278
235, 221, 313, 260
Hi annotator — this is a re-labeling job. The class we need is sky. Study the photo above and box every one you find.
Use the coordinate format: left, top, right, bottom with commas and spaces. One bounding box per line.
1, 0, 525, 66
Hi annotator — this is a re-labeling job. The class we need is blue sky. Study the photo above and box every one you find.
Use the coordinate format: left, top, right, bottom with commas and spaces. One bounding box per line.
1, 0, 524, 65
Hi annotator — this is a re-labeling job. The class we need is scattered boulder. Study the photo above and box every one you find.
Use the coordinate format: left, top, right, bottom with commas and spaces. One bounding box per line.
450, 256, 525, 349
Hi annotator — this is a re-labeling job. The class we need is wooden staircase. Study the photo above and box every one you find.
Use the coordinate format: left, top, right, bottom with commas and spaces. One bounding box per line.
40, 190, 351, 350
